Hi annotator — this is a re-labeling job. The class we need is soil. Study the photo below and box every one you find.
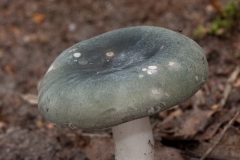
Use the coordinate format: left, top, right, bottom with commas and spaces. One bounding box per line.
0, 0, 240, 160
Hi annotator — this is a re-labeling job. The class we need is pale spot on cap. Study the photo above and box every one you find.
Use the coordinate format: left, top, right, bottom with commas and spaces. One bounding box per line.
147, 70, 153, 74
73, 52, 81, 58
148, 66, 157, 70
168, 62, 175, 66
106, 52, 114, 57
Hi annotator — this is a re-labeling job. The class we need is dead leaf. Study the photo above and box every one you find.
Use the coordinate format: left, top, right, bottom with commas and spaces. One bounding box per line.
4, 64, 14, 75
21, 94, 38, 105
10, 98, 21, 107
211, 104, 218, 110
154, 142, 185, 160
234, 78, 240, 87
47, 123, 54, 129
194, 110, 234, 141
33, 13, 44, 24
158, 108, 215, 140
83, 138, 114, 160
158, 109, 182, 134
194, 127, 240, 159
74, 134, 90, 148
9, 26, 20, 36
174, 108, 214, 139
36, 120, 44, 128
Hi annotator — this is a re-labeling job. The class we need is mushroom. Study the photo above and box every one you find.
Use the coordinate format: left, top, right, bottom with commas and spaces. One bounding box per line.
38, 26, 208, 160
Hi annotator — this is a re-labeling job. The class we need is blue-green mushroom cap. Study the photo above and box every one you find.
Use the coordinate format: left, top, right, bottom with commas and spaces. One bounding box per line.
38, 26, 208, 129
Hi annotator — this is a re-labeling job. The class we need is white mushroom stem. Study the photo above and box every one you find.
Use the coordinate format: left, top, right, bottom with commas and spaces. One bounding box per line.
112, 117, 154, 160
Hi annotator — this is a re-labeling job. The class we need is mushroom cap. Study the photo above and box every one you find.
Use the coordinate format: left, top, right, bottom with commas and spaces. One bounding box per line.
38, 26, 208, 129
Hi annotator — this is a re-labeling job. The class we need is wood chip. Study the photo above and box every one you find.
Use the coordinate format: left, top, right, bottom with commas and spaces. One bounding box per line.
47, 123, 54, 129
218, 65, 240, 109
33, 13, 44, 24
21, 94, 38, 105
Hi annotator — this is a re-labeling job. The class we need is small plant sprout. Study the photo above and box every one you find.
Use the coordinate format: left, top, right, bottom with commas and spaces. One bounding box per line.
194, 0, 240, 38
38, 26, 208, 160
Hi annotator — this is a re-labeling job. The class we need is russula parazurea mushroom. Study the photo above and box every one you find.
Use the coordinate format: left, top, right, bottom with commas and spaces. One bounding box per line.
38, 26, 208, 160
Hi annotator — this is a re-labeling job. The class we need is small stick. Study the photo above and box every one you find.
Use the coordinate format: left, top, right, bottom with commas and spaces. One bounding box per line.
218, 65, 240, 109
182, 150, 230, 160
208, 0, 223, 16
199, 111, 240, 160
81, 133, 111, 138
21, 94, 38, 105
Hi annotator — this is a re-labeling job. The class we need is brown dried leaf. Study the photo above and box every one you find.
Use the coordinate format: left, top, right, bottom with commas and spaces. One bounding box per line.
4, 64, 14, 75
10, 97, 21, 107
174, 108, 214, 139
83, 139, 114, 160
158, 109, 182, 134
154, 142, 185, 160
9, 26, 20, 36
159, 108, 215, 140
194, 110, 234, 141
194, 127, 240, 159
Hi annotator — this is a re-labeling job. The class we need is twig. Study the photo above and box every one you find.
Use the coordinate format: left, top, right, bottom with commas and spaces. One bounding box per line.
208, 0, 223, 16
81, 133, 111, 138
199, 111, 240, 160
182, 150, 229, 160
218, 65, 240, 109
21, 94, 38, 105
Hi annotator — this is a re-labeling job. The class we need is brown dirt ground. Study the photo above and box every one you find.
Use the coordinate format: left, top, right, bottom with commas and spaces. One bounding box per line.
0, 0, 240, 160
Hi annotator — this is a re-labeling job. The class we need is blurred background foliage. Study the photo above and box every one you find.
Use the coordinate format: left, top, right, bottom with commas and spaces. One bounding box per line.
194, 0, 240, 38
